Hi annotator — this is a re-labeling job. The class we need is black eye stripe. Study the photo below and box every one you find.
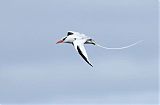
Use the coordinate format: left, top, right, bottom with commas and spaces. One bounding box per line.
63, 37, 67, 41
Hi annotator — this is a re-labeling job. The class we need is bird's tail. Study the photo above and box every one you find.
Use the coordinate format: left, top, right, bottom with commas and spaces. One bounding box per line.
95, 40, 143, 50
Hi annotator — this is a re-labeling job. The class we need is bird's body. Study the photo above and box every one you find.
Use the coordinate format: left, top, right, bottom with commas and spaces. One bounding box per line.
56, 31, 95, 67
59, 31, 95, 45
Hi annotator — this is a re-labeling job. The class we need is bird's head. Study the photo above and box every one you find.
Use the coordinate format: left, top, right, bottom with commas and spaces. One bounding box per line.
56, 31, 76, 44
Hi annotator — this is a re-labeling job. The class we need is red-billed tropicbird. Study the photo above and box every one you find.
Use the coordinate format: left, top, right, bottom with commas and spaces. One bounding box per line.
56, 31, 142, 67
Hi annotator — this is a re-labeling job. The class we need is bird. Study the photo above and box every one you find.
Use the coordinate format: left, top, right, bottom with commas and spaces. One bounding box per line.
56, 31, 95, 67
56, 31, 143, 67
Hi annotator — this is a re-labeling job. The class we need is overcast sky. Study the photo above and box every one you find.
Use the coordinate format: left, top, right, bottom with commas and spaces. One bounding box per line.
0, 0, 158, 105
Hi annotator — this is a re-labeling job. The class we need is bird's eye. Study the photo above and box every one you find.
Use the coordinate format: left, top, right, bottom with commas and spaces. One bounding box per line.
74, 38, 76, 40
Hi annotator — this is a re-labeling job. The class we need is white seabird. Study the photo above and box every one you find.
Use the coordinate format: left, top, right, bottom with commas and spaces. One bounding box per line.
56, 31, 142, 67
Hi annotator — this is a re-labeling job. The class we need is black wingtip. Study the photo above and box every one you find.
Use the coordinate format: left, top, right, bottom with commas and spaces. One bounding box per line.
90, 64, 93, 67
89, 63, 93, 67
86, 62, 93, 67
77, 46, 93, 67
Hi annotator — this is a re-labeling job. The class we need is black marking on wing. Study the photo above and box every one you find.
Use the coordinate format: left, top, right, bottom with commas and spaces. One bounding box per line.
67, 32, 74, 36
77, 46, 93, 67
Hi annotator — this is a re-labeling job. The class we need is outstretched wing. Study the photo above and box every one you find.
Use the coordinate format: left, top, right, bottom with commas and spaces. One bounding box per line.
73, 39, 93, 67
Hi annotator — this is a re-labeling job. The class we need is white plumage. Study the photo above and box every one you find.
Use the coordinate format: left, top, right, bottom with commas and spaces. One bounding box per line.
56, 31, 142, 67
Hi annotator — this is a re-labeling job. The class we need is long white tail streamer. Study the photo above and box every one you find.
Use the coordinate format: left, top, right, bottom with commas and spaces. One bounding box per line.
95, 40, 143, 50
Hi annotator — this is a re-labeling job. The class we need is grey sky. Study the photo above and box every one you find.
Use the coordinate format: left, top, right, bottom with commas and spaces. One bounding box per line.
0, 0, 158, 104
